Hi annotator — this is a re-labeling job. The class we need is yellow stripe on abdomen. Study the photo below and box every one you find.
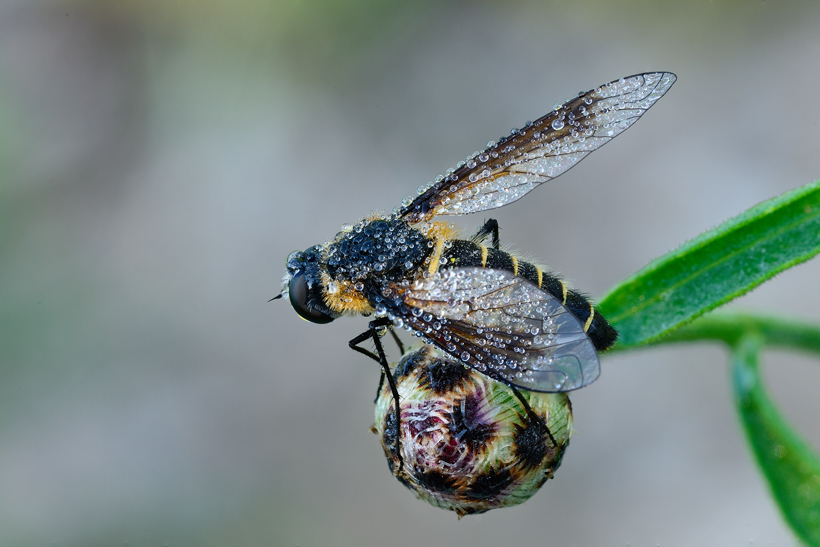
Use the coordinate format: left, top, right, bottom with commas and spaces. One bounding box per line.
558, 280, 567, 304
584, 304, 595, 332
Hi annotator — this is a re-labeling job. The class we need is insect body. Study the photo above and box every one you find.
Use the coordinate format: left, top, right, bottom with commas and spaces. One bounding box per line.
282, 71, 675, 395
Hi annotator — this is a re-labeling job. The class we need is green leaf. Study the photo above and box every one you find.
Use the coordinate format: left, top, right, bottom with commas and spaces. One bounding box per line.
640, 312, 820, 545
732, 333, 820, 547
598, 180, 820, 348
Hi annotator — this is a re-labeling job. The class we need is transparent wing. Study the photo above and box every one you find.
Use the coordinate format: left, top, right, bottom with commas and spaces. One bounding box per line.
388, 268, 600, 392
400, 72, 676, 223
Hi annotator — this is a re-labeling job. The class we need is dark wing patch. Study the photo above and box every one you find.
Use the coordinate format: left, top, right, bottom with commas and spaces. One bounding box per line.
400, 72, 676, 223
388, 268, 600, 392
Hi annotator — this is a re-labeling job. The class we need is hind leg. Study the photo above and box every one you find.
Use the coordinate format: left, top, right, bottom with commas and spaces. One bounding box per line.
470, 218, 500, 250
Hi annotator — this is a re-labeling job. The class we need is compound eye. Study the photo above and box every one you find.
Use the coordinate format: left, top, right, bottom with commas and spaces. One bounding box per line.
288, 271, 335, 324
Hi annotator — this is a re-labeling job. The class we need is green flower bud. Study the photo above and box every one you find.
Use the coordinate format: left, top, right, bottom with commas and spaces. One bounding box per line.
373, 345, 572, 518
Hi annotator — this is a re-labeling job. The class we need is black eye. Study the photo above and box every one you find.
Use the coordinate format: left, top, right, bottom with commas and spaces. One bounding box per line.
288, 271, 335, 324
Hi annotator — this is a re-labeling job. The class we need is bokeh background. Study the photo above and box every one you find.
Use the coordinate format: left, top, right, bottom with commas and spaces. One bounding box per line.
2, 1, 820, 545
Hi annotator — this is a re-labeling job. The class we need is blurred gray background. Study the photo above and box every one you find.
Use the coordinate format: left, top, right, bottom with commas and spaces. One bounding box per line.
2, 1, 820, 545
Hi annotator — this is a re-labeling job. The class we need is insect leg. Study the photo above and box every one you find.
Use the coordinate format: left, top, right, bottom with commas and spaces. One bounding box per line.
388, 326, 405, 355
349, 322, 388, 401
508, 385, 557, 447
349, 329, 382, 364
374, 370, 386, 404
372, 327, 405, 403
349, 318, 405, 474
470, 218, 500, 250
349, 318, 403, 402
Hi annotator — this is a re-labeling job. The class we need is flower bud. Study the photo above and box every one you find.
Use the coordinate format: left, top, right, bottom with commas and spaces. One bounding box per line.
373, 345, 572, 517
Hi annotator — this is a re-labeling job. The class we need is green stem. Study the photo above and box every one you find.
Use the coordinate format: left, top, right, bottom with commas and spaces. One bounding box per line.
609, 311, 820, 355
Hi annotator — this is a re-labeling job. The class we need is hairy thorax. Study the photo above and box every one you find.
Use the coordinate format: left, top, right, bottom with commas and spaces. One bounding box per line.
319, 216, 459, 316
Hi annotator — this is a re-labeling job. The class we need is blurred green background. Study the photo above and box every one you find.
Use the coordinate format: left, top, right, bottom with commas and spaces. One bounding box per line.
2, 1, 820, 545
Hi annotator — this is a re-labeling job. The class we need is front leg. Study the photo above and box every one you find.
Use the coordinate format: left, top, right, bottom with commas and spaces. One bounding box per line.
349, 318, 404, 474
348, 317, 403, 401
349, 317, 393, 364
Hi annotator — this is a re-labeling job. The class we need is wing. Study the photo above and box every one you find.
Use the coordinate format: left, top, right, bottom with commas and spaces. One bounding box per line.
386, 268, 600, 392
400, 71, 676, 223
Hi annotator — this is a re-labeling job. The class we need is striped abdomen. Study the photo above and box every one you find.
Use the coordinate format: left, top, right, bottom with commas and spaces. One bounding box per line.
435, 239, 617, 352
